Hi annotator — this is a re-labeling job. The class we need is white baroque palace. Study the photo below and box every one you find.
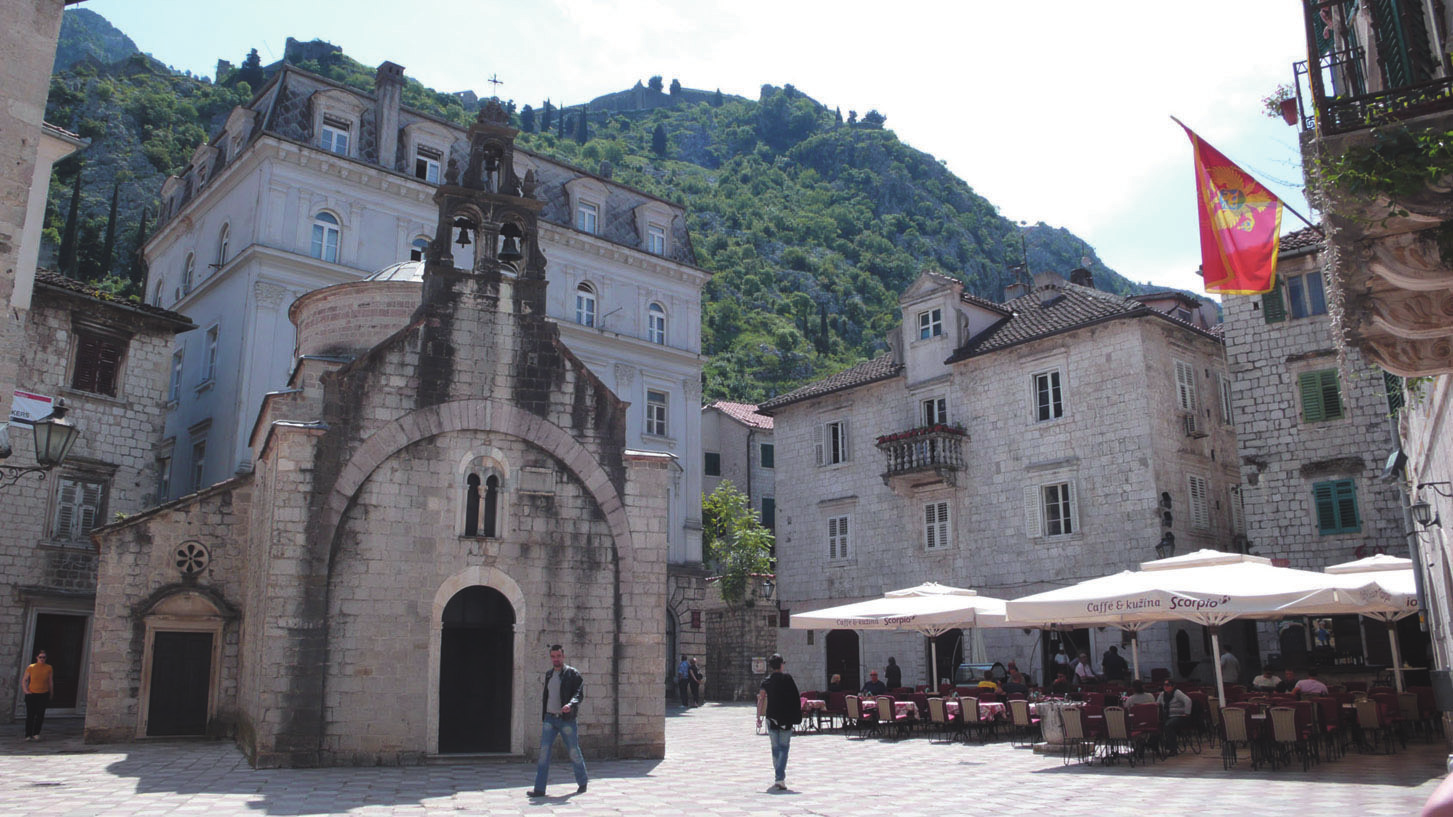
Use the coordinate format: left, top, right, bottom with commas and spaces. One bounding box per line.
143, 61, 708, 566
762, 269, 1241, 689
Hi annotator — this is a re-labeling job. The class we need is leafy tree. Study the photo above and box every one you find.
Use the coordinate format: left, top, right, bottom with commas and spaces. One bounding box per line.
847, 109, 858, 125
862, 109, 886, 128
669, 78, 681, 95
651, 123, 667, 156
648, 75, 663, 92
520, 104, 535, 132
58, 163, 82, 277
702, 481, 773, 605
235, 48, 263, 90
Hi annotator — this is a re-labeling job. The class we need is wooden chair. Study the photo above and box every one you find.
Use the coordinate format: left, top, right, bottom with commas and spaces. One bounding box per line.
1100, 706, 1139, 766
845, 694, 875, 738
927, 696, 961, 742
1354, 698, 1394, 754
960, 695, 993, 743
876, 695, 910, 740
1399, 691, 1430, 740
1220, 706, 1254, 770
1008, 698, 1040, 747
1269, 706, 1311, 770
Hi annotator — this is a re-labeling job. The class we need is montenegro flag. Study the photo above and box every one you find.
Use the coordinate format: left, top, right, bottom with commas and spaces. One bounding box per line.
1179, 122, 1283, 295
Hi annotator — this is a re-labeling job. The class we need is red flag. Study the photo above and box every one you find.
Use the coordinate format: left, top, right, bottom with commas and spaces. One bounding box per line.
1179, 123, 1283, 295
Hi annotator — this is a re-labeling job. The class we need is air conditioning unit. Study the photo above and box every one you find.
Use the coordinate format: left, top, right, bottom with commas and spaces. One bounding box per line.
1182, 411, 1208, 438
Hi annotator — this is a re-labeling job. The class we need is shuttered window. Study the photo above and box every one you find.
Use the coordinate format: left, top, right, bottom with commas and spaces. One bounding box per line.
1299, 369, 1344, 422
1384, 371, 1405, 416
828, 514, 850, 559
1313, 480, 1360, 534
816, 420, 849, 466
1262, 286, 1287, 323
1188, 475, 1211, 529
71, 329, 125, 396
1229, 485, 1245, 534
52, 476, 106, 544
924, 501, 950, 550
1174, 360, 1197, 413
1027, 482, 1078, 538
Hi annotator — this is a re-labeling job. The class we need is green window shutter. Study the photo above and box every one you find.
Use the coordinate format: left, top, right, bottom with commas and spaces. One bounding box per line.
1299, 372, 1325, 421
1318, 370, 1344, 420
1384, 371, 1405, 415
1263, 287, 1287, 324
1334, 481, 1360, 532
1313, 482, 1338, 533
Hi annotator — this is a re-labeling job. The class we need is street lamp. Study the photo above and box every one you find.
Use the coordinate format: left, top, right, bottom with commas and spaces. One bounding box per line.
760, 577, 775, 601
0, 400, 81, 491
1411, 499, 1437, 528
1154, 531, 1176, 560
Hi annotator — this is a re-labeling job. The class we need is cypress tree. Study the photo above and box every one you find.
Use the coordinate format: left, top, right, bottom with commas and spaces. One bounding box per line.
100, 180, 120, 279
556, 107, 566, 138
236, 48, 264, 90
520, 104, 535, 132
651, 123, 667, 156
712, 88, 723, 107
574, 106, 588, 144
541, 99, 553, 131
127, 209, 149, 291
669, 78, 681, 95
58, 162, 83, 278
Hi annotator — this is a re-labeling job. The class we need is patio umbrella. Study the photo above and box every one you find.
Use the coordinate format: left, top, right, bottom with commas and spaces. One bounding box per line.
790, 582, 1008, 686
1325, 555, 1420, 692
1004, 550, 1361, 701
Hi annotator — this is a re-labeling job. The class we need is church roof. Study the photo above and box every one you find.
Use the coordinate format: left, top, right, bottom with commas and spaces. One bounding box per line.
758, 354, 903, 413
707, 400, 773, 430
364, 260, 426, 282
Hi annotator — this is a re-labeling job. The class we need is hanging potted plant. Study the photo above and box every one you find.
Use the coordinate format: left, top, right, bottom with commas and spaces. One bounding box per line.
1262, 83, 1298, 126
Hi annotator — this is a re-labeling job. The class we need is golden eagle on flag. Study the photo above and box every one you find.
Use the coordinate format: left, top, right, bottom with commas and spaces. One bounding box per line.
1178, 122, 1284, 294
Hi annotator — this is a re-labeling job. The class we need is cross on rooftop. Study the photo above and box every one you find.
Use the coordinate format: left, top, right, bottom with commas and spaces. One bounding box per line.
487, 74, 503, 92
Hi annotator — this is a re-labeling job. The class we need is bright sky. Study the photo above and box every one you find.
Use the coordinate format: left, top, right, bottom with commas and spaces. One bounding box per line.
83, 0, 1316, 296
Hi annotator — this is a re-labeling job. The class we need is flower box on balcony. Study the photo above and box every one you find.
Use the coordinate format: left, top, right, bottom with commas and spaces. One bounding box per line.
875, 423, 967, 446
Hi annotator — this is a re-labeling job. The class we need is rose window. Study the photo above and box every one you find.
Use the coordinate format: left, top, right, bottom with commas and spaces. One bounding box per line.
175, 541, 210, 576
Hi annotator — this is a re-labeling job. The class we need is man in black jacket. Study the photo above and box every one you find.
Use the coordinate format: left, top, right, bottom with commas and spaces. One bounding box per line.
528, 645, 588, 797
757, 653, 801, 791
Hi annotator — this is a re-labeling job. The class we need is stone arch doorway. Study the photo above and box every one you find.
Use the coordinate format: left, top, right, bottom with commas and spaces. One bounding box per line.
825, 629, 860, 690
439, 586, 515, 753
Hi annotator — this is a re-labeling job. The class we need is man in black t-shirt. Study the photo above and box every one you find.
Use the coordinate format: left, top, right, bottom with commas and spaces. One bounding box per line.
758, 654, 801, 791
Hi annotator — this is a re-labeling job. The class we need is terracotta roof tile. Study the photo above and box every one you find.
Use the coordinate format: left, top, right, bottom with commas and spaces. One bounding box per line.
1279, 227, 1323, 252
34, 271, 194, 329
707, 400, 774, 430
759, 354, 902, 412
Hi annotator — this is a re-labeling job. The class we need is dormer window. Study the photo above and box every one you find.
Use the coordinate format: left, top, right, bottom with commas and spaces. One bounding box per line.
320, 115, 351, 155
647, 223, 666, 255
575, 283, 597, 327
414, 145, 442, 183
918, 308, 943, 339
576, 202, 599, 235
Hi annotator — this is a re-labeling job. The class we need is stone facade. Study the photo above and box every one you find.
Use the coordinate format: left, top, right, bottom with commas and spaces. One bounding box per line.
764, 270, 1240, 689
85, 107, 669, 767
2, 273, 191, 719
701, 401, 775, 529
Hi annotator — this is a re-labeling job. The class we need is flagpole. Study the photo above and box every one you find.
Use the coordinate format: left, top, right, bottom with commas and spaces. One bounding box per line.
1170, 116, 1323, 235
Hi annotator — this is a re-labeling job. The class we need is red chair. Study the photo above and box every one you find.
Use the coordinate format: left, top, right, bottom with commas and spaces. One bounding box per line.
1311, 696, 1345, 759
1129, 703, 1163, 757
1344, 680, 1368, 692
825, 691, 849, 730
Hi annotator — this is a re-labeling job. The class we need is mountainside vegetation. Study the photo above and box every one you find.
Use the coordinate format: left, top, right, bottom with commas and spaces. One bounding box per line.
42, 10, 1160, 402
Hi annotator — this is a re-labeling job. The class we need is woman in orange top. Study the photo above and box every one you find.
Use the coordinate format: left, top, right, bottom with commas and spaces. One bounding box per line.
22, 650, 53, 741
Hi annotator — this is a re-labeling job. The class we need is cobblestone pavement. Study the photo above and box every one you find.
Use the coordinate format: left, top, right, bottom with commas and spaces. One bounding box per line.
1, 705, 1445, 816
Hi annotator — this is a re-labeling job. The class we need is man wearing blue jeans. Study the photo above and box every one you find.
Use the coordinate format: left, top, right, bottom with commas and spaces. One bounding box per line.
528, 645, 588, 797
757, 653, 801, 791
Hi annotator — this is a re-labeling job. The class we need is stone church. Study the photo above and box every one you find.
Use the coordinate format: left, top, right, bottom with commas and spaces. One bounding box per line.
84, 102, 670, 767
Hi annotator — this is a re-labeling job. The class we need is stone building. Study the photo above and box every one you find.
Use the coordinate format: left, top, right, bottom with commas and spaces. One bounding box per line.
701, 401, 775, 531
1221, 229, 1416, 669
762, 269, 1240, 689
139, 61, 709, 669
84, 104, 670, 766
2, 271, 191, 719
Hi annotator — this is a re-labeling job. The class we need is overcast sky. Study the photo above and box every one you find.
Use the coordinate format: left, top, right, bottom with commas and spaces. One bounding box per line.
83, 0, 1316, 295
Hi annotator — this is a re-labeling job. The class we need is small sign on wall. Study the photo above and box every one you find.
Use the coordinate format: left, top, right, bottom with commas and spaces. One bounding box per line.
9, 390, 53, 427
752, 656, 767, 675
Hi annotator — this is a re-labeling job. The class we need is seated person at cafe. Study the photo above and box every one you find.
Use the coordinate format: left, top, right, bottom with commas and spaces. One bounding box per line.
1073, 652, 1098, 685
977, 670, 1001, 694
1159, 680, 1194, 755
1050, 672, 1072, 695
1101, 646, 1129, 681
827, 673, 844, 693
1251, 667, 1281, 691
1002, 671, 1029, 696
1291, 668, 1329, 696
1123, 680, 1157, 707
1276, 668, 1298, 694
861, 670, 888, 696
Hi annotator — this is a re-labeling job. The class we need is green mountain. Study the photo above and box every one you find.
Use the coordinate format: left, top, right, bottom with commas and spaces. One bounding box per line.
43, 11, 1159, 402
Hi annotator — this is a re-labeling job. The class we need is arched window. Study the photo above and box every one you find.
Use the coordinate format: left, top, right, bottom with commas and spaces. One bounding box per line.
311, 212, 340, 263
152, 278, 166, 307
647, 302, 666, 344
575, 283, 597, 327
464, 474, 481, 537
182, 253, 195, 295
483, 475, 500, 537
216, 223, 231, 269
409, 236, 429, 262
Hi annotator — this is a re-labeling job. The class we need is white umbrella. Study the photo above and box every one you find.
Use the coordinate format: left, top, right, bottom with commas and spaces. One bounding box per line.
1325, 555, 1420, 691
790, 582, 1008, 686
1005, 550, 1361, 701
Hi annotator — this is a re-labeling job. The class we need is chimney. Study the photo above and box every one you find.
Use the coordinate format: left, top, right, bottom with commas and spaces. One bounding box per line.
374, 61, 405, 171
1069, 268, 1094, 288
1003, 282, 1028, 301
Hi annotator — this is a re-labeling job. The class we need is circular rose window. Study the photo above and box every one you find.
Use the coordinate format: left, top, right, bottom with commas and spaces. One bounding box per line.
175, 541, 210, 576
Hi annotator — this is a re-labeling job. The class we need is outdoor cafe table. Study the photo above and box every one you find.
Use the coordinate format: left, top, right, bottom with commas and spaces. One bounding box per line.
945, 699, 1006, 721
859, 698, 918, 720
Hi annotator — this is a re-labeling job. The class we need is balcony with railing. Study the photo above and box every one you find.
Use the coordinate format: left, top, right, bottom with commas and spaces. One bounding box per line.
875, 424, 966, 490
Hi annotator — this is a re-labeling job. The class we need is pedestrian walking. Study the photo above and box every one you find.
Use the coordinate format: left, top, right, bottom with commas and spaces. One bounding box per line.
688, 657, 704, 706
757, 653, 800, 791
22, 650, 53, 741
676, 654, 691, 707
527, 645, 588, 798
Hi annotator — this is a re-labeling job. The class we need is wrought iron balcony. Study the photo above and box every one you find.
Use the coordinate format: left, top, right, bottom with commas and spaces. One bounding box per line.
875, 425, 966, 488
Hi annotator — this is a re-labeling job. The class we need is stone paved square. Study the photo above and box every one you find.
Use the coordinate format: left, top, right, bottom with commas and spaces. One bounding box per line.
1, 705, 1444, 816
